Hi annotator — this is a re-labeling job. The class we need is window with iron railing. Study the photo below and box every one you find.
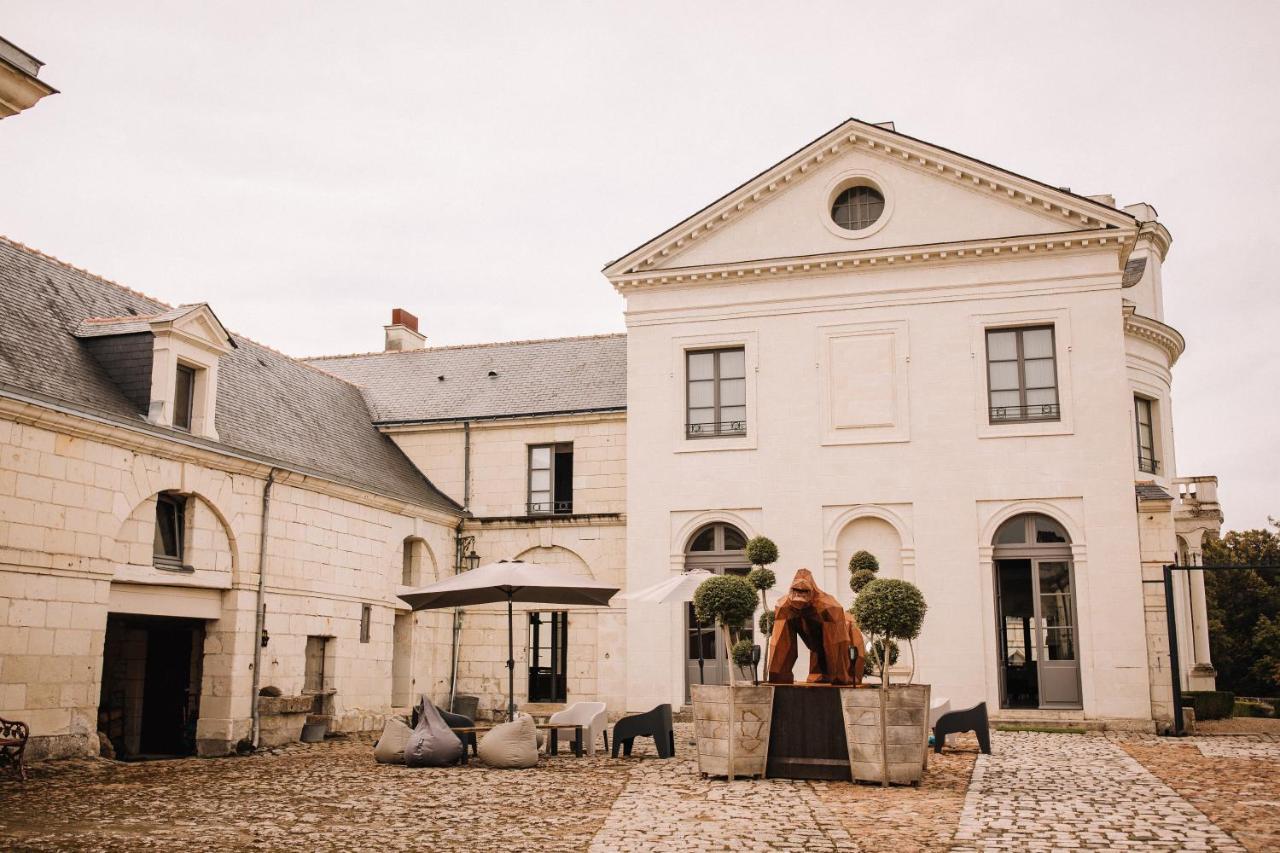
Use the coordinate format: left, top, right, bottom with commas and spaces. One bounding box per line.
1135, 396, 1159, 474
986, 326, 1060, 423
528, 443, 573, 515
686, 347, 747, 438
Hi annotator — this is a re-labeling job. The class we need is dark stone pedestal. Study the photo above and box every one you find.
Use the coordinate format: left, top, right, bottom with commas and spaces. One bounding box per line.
765, 684, 850, 781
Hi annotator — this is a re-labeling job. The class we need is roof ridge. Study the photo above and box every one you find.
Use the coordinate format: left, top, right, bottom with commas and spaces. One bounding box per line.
0, 234, 175, 310
80, 314, 160, 324
305, 331, 627, 362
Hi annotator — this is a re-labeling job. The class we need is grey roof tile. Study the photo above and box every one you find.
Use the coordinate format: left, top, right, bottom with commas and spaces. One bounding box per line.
1121, 256, 1147, 288
0, 236, 459, 514
309, 334, 627, 423
1136, 481, 1173, 502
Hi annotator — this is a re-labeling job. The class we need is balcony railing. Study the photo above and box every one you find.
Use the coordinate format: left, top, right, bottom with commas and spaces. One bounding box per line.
527, 500, 574, 516
686, 419, 747, 438
989, 403, 1061, 423
1138, 454, 1160, 474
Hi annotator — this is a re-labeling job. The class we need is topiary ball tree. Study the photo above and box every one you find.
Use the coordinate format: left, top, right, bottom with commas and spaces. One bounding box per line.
849, 568, 877, 594
758, 610, 775, 637
746, 567, 776, 592
694, 574, 758, 685
744, 536, 779, 568
851, 577, 927, 687
730, 638, 755, 668
848, 550, 880, 575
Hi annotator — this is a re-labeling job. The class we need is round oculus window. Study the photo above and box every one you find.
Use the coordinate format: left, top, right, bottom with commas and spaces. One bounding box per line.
831, 185, 885, 231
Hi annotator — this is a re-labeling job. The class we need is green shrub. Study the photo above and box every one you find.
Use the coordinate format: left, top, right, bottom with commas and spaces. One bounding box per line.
849, 568, 877, 594
1234, 699, 1275, 718
759, 610, 775, 636
864, 638, 899, 676
745, 536, 779, 567
693, 574, 758, 629
747, 567, 776, 592
731, 639, 755, 667
1181, 690, 1235, 721
848, 550, 880, 575
852, 578, 927, 641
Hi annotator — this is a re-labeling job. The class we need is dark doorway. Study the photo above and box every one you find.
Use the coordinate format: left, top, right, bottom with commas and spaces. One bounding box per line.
528, 611, 568, 703
996, 560, 1038, 709
99, 615, 204, 760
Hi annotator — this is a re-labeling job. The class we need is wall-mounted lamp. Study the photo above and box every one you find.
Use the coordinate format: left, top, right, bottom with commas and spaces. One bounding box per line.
466, 550, 481, 571
260, 628, 270, 648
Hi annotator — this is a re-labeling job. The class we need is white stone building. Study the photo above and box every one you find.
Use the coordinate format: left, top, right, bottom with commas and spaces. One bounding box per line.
0, 116, 1223, 759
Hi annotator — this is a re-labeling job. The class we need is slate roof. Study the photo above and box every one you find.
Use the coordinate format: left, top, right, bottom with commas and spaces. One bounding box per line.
1136, 482, 1174, 502
0, 236, 460, 514
1121, 256, 1147, 288
308, 334, 628, 424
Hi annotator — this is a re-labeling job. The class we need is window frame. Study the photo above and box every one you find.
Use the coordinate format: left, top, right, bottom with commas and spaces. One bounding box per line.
831, 185, 886, 231
153, 492, 188, 571
1135, 396, 1159, 474
359, 604, 372, 644
527, 442, 574, 516
985, 325, 1061, 424
685, 347, 747, 439
173, 363, 197, 432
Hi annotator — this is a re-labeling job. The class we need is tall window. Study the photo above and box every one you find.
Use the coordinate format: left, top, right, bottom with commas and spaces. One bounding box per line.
359, 604, 372, 643
528, 443, 573, 515
153, 492, 187, 570
686, 348, 746, 437
1135, 396, 1158, 474
173, 364, 196, 431
527, 611, 568, 703
986, 326, 1059, 423
304, 636, 330, 692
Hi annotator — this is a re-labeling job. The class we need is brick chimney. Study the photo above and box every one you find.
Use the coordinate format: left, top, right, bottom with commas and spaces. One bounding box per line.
384, 308, 426, 352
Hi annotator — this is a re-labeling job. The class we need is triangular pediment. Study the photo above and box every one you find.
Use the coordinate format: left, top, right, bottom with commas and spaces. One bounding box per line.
154, 303, 236, 353
605, 118, 1135, 279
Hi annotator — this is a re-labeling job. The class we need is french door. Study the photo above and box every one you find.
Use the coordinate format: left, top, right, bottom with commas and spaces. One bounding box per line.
996, 557, 1081, 709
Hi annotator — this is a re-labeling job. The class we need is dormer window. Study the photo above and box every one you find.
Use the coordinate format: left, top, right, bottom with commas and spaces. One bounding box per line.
174, 364, 196, 431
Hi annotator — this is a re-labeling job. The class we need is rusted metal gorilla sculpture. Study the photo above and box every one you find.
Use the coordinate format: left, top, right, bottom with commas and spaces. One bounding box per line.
767, 568, 867, 685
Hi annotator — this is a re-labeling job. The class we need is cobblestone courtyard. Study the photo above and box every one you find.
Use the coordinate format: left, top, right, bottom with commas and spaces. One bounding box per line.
0, 726, 1276, 851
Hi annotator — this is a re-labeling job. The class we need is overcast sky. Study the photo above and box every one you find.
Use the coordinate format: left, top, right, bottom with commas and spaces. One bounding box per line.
2, 2, 1276, 530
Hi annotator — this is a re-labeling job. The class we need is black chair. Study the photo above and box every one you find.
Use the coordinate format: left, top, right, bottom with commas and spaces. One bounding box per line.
611, 704, 675, 759
411, 704, 478, 758
932, 701, 991, 754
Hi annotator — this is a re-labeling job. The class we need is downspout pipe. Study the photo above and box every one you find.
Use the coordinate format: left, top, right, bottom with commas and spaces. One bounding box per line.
250, 468, 278, 749
447, 422, 473, 711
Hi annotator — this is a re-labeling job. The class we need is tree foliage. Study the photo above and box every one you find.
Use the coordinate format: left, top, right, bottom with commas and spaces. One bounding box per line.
848, 550, 880, 575
693, 574, 758, 629
745, 536, 779, 567
849, 568, 877, 594
747, 567, 776, 592
759, 610, 775, 636
731, 638, 755, 667
1203, 519, 1280, 696
851, 578, 926, 641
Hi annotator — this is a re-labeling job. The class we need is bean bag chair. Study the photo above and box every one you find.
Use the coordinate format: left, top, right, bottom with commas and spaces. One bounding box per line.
477, 714, 539, 769
404, 697, 463, 767
373, 716, 412, 764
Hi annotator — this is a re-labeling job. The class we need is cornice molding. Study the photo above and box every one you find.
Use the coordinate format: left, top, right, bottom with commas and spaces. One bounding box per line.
604, 119, 1135, 279
1135, 220, 1173, 261
1124, 309, 1185, 367
0, 393, 461, 526
611, 228, 1135, 294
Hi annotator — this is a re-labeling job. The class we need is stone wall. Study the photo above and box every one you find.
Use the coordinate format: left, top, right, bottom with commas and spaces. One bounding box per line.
0, 404, 458, 759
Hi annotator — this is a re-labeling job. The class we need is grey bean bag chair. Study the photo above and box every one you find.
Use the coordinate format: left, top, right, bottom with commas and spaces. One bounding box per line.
373, 716, 412, 764
404, 697, 463, 767
477, 714, 539, 769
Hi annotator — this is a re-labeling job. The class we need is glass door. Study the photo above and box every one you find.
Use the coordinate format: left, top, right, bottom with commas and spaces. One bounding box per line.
1034, 560, 1080, 707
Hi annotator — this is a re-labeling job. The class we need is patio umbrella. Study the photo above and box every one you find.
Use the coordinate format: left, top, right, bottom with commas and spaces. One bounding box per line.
619, 569, 714, 684
398, 560, 618, 720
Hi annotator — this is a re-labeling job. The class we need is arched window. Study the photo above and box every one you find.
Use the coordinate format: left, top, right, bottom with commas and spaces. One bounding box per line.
402, 537, 427, 586
992, 512, 1080, 710
685, 522, 747, 563
682, 522, 751, 696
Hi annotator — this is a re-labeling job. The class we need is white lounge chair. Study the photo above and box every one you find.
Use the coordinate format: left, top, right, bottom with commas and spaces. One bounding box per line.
547, 701, 608, 756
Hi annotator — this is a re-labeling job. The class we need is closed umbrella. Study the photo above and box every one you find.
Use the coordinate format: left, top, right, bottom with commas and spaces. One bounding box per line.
398, 560, 618, 719
620, 569, 714, 684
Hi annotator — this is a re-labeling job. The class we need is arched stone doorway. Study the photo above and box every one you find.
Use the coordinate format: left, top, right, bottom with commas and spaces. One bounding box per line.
683, 522, 751, 697
993, 512, 1082, 709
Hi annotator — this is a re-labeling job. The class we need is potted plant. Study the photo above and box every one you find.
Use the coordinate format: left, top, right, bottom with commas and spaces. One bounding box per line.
691, 574, 774, 780
844, 577, 929, 786
745, 535, 779, 677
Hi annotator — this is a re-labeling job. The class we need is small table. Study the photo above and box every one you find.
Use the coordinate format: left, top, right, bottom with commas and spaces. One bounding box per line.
449, 723, 583, 764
